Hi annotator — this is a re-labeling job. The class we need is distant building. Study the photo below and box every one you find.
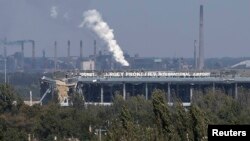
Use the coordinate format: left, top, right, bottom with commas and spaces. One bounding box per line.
81, 60, 95, 71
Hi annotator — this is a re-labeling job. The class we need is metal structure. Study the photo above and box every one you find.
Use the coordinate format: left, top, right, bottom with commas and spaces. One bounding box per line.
54, 41, 57, 71
21, 42, 24, 69
67, 40, 70, 61
31, 40, 35, 69
80, 40, 83, 60
194, 40, 197, 70
198, 4, 204, 70
4, 46, 6, 83
94, 40, 97, 59
0, 39, 35, 70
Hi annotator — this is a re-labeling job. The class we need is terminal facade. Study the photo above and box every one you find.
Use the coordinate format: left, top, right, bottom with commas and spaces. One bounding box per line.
40, 71, 249, 106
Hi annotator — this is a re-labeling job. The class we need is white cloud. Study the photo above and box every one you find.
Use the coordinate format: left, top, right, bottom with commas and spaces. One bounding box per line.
50, 6, 58, 18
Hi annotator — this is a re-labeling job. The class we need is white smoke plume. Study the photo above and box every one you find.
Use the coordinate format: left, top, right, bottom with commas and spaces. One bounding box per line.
50, 6, 58, 18
79, 9, 129, 66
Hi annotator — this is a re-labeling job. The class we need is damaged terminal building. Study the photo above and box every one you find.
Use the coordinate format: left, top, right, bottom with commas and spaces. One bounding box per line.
39, 71, 250, 106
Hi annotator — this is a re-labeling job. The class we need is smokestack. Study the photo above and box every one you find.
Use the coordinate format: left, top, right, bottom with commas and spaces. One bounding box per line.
21, 41, 24, 56
94, 40, 97, 58
80, 40, 83, 59
42, 49, 46, 69
32, 41, 35, 69
194, 40, 197, 70
67, 40, 70, 60
42, 49, 45, 58
4, 46, 6, 58
21, 41, 24, 70
54, 41, 57, 71
4, 45, 7, 84
198, 4, 204, 70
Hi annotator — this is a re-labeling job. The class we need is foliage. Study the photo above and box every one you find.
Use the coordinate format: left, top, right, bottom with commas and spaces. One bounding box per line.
172, 103, 193, 141
189, 105, 207, 141
152, 89, 174, 140
72, 93, 85, 110
192, 89, 241, 124
1, 85, 250, 140
0, 84, 16, 113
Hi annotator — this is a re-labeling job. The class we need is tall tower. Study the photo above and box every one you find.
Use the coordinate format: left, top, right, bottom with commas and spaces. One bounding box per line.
32, 40, 35, 69
94, 40, 97, 58
194, 40, 197, 70
80, 40, 83, 60
198, 4, 204, 70
42, 49, 46, 69
54, 41, 57, 71
93, 40, 97, 70
21, 41, 24, 70
67, 40, 70, 61
4, 45, 7, 83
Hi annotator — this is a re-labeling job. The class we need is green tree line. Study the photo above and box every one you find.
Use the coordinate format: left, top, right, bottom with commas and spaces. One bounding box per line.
1, 84, 250, 140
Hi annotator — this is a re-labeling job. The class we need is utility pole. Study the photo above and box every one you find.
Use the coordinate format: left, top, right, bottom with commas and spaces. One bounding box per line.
99, 128, 102, 141
97, 127, 107, 141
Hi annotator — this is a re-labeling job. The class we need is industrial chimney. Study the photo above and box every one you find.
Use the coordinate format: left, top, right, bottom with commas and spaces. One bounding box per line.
94, 40, 97, 58
21, 41, 24, 70
42, 49, 46, 69
198, 4, 204, 70
32, 40, 35, 69
54, 41, 57, 71
21, 41, 24, 57
42, 49, 45, 58
67, 40, 70, 61
4, 45, 7, 83
80, 40, 83, 59
194, 40, 197, 70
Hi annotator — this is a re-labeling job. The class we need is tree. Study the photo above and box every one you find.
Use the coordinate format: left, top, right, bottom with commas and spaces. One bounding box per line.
34, 104, 61, 140
116, 95, 154, 128
0, 84, 17, 113
152, 89, 174, 141
120, 105, 137, 139
2, 128, 27, 141
190, 105, 208, 141
107, 105, 145, 141
72, 93, 85, 110
172, 102, 193, 141
0, 117, 28, 141
193, 89, 241, 124
0, 117, 7, 140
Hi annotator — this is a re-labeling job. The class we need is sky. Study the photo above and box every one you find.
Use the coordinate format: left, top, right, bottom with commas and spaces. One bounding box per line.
0, 0, 250, 58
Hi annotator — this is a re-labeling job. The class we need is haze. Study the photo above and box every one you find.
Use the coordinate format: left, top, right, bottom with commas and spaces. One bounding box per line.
0, 0, 249, 58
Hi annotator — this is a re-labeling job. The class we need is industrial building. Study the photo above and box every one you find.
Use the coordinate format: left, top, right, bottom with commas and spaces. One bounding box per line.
0, 38, 195, 73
